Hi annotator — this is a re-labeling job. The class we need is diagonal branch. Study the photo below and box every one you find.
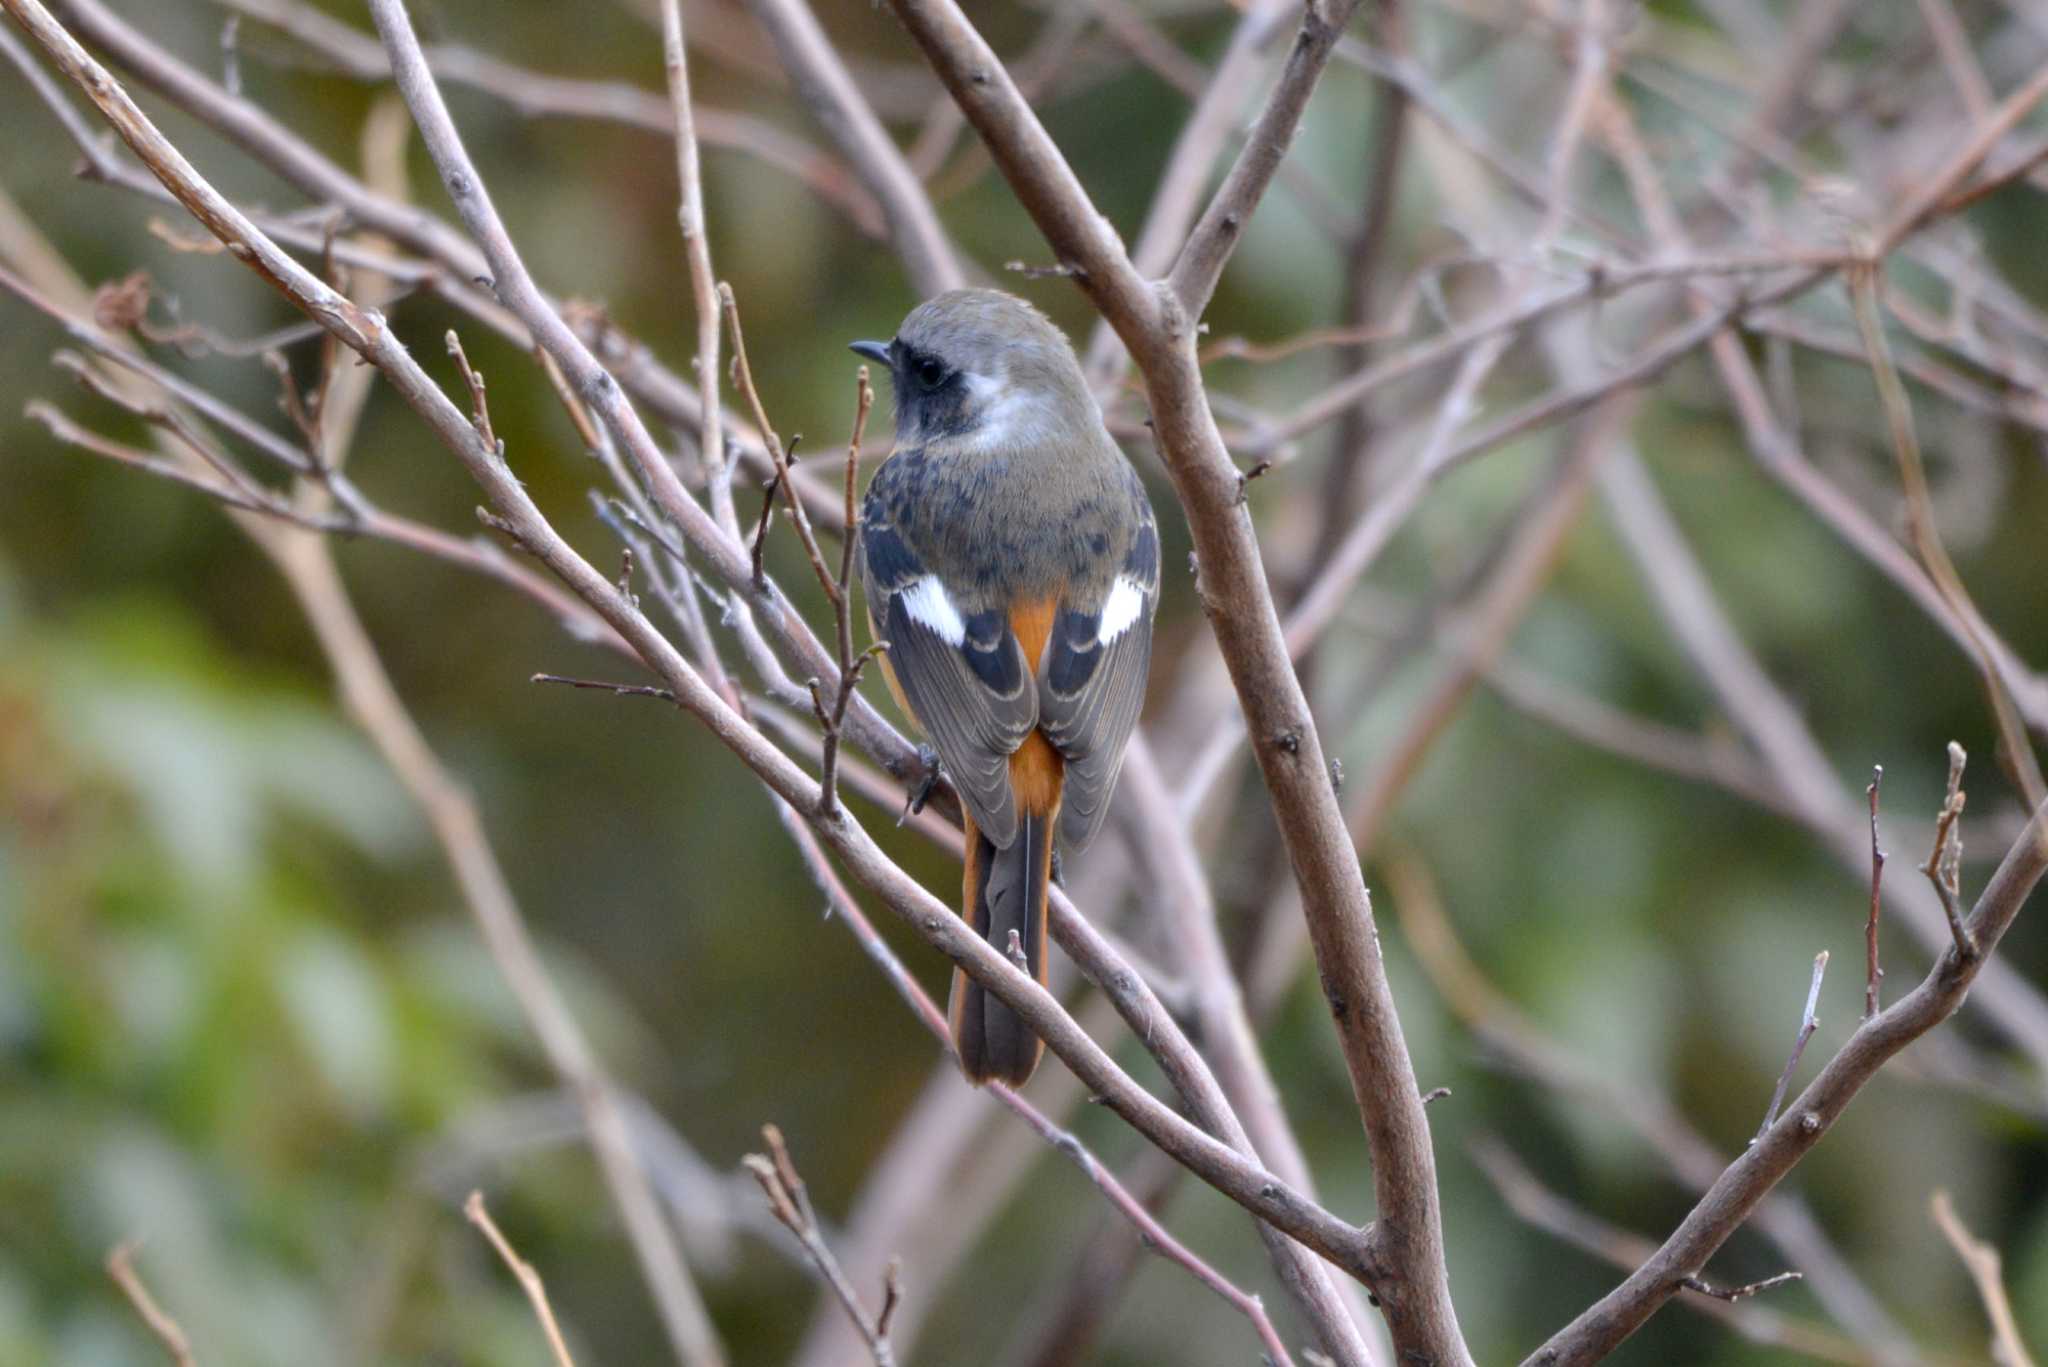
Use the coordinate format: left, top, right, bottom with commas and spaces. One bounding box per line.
1525, 790, 2048, 1363
1165, 0, 1363, 317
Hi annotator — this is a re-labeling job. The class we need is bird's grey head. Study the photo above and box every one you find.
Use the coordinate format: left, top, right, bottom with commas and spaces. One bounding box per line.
849, 289, 1095, 453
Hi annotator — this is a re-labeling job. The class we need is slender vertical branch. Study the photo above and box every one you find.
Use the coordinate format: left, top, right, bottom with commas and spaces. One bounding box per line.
657, 0, 731, 529
1925, 741, 1975, 957
814, 368, 880, 816
720, 281, 839, 604
1866, 768, 1886, 1020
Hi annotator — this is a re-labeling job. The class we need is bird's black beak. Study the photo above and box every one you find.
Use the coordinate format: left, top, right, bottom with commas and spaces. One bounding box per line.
848, 339, 892, 366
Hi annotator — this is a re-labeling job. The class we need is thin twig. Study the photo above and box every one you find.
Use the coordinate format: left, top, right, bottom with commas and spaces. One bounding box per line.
465, 1190, 578, 1367
745, 1125, 900, 1367
816, 368, 878, 816
1680, 1271, 1804, 1303
26, 398, 342, 526
445, 327, 497, 451
1930, 1190, 2039, 1367
532, 672, 679, 702
106, 1241, 196, 1367
720, 281, 837, 604
1867, 767, 1886, 1020
1757, 951, 1829, 1141
657, 0, 732, 531
1926, 742, 1975, 958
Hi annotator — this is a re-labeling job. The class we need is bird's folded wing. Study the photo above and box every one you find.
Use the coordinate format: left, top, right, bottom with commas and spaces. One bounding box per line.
862, 515, 1037, 848
1040, 518, 1159, 852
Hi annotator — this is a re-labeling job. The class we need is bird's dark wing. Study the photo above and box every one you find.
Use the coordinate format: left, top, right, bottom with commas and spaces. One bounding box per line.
861, 502, 1037, 848
1040, 514, 1159, 852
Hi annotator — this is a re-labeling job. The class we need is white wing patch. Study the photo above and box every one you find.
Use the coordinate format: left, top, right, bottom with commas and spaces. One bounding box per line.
899, 575, 967, 646
1098, 575, 1147, 645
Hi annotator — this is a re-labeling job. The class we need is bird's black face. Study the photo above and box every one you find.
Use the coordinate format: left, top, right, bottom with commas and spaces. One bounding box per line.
848, 336, 974, 444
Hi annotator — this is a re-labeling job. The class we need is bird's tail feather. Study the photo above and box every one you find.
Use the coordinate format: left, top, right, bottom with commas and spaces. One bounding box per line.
952, 804, 1055, 1085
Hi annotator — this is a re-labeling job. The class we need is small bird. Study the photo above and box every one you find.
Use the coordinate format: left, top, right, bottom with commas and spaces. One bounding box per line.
853, 290, 1158, 1085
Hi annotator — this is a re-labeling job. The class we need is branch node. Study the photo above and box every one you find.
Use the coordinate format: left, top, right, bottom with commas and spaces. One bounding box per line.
475, 506, 522, 542
1234, 457, 1274, 504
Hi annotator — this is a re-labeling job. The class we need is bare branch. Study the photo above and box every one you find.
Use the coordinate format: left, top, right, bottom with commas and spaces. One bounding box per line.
1388, 856, 1919, 1358
745, 1125, 900, 1367
105, 1242, 196, 1367
1867, 768, 1886, 1020
1926, 742, 1975, 958
1756, 951, 1829, 1141
1930, 1190, 2039, 1367
465, 1190, 578, 1367
1678, 1271, 1804, 1304
1167, 0, 1364, 317
658, 0, 731, 531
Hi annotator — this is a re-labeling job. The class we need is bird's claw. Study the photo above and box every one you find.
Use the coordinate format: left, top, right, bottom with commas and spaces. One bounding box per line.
899, 743, 942, 825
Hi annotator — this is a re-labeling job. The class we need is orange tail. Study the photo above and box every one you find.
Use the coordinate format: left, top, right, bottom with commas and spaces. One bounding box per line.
951, 732, 1062, 1084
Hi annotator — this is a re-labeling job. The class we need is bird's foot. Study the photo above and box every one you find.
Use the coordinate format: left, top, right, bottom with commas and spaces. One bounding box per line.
899, 743, 942, 825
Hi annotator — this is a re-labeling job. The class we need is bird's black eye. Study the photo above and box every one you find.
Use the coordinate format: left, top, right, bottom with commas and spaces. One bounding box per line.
915, 357, 948, 390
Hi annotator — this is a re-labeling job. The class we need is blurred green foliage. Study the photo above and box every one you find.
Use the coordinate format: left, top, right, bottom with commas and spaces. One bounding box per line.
3, 1, 2048, 1364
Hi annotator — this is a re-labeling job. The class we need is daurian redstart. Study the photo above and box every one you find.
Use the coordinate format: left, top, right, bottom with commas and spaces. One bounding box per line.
853, 290, 1159, 1085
